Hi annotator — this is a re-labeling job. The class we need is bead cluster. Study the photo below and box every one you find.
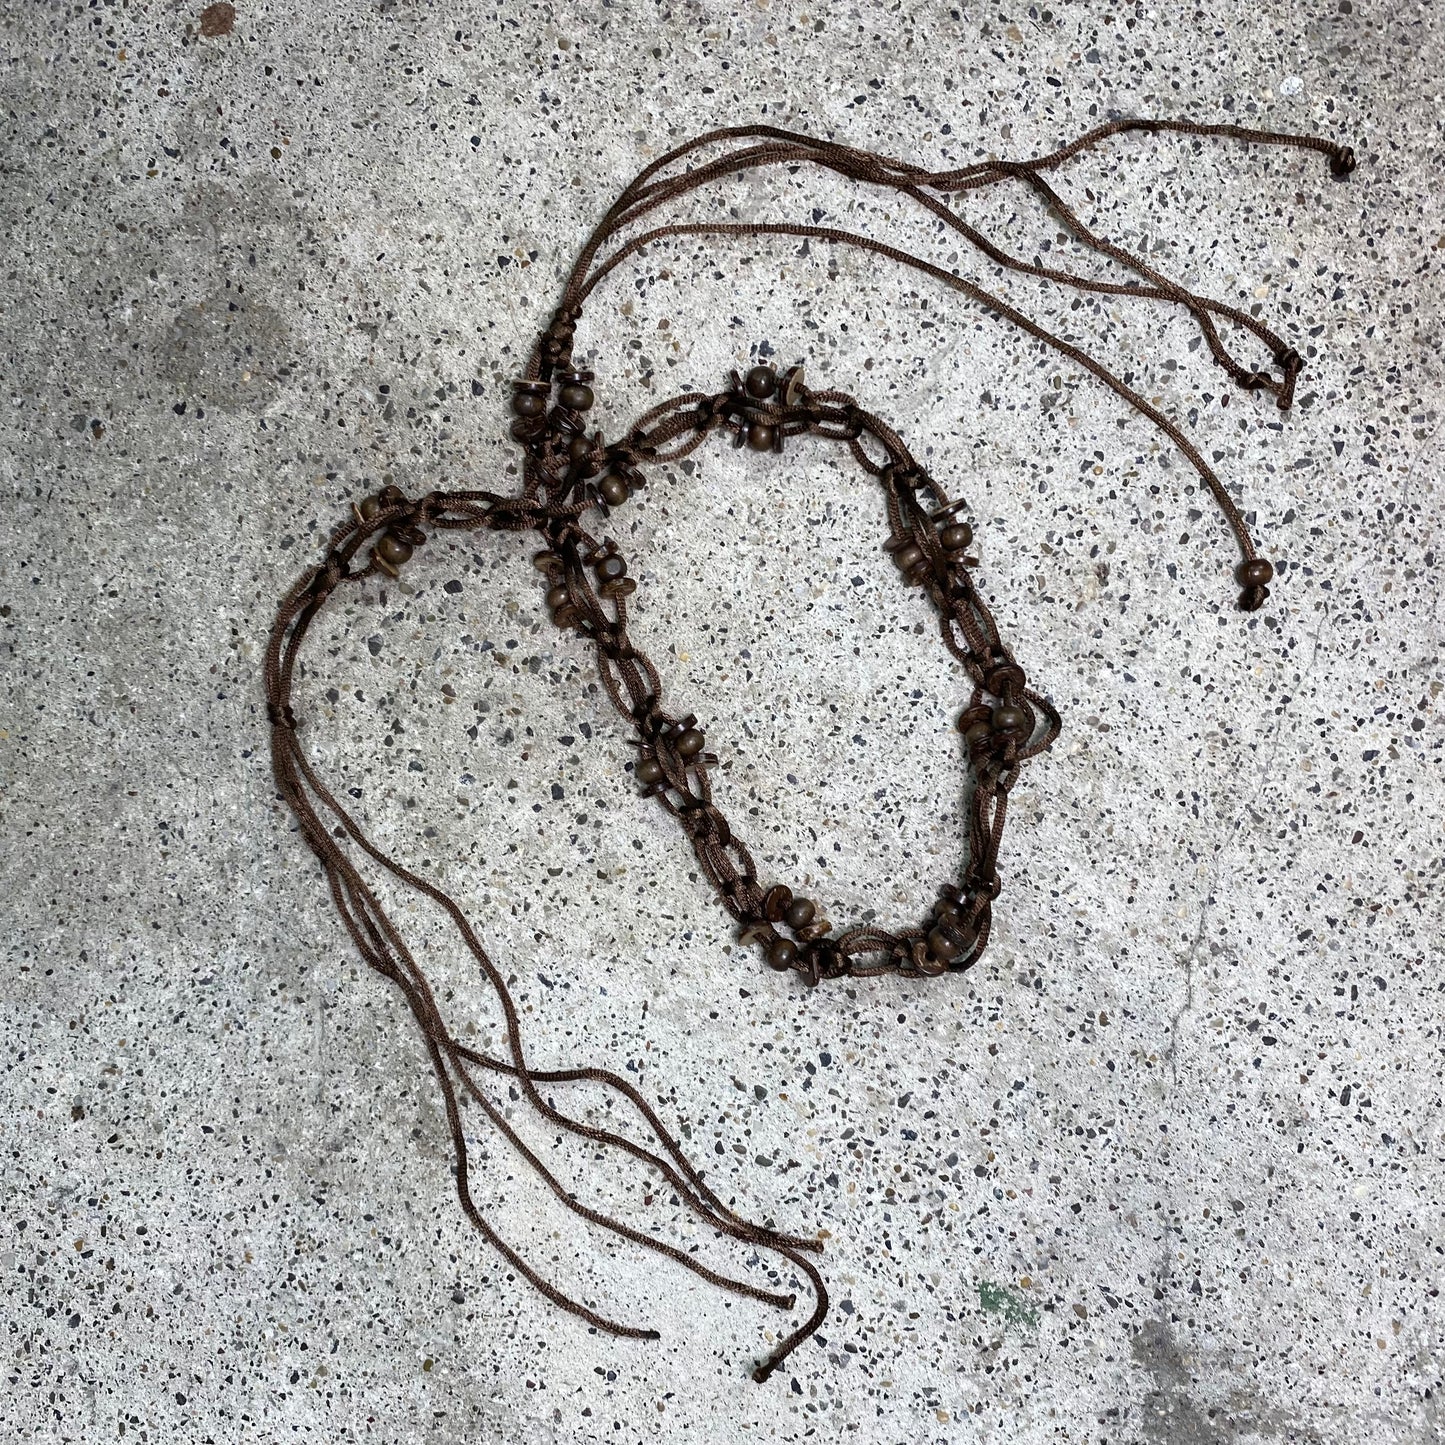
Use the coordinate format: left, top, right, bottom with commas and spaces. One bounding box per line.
510, 368, 647, 512
354, 483, 428, 578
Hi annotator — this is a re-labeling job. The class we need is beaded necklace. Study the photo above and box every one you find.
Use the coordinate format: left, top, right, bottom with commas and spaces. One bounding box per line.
265, 119, 1355, 1381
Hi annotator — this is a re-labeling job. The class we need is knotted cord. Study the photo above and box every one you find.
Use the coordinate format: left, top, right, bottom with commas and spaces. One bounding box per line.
264, 118, 1355, 1381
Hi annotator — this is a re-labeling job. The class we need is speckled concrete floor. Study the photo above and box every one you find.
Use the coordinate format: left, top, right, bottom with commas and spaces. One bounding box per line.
2, 2, 1441, 1442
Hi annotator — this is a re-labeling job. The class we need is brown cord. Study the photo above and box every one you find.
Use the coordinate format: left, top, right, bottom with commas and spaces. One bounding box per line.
264, 118, 1355, 1382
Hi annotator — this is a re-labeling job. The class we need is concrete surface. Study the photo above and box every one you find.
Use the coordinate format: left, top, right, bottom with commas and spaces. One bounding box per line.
2, 1, 1441, 1441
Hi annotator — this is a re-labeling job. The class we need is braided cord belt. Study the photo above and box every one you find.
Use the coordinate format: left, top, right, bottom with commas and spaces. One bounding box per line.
264, 119, 1356, 1381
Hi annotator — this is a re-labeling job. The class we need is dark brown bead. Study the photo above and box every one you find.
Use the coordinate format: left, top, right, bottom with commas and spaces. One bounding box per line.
746, 422, 775, 451
940, 522, 973, 551
552, 604, 581, 628
927, 927, 963, 962
766, 938, 798, 971
933, 897, 964, 923
598, 475, 629, 507
545, 583, 571, 609
916, 951, 948, 977
1236, 558, 1274, 587
374, 532, 413, 568
567, 434, 593, 462
783, 897, 816, 931
512, 390, 546, 418
763, 884, 793, 922
893, 542, 925, 572
558, 382, 593, 410
596, 554, 628, 582
986, 663, 1026, 697
532, 549, 560, 572
992, 704, 1028, 735
358, 495, 382, 521
675, 727, 705, 759
964, 721, 992, 746
744, 365, 777, 399
635, 757, 664, 785
600, 576, 637, 599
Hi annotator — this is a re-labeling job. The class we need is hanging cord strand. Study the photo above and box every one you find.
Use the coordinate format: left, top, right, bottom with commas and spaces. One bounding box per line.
579, 127, 1306, 396
265, 556, 823, 1343
575, 216, 1264, 575
290, 712, 819, 1256
537, 117, 1350, 595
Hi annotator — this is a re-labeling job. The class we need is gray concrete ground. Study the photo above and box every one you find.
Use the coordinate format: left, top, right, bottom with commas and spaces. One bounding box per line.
2, 1, 1441, 1441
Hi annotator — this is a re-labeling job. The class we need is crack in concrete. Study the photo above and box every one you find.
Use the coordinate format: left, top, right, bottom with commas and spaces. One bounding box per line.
1164, 603, 1330, 1081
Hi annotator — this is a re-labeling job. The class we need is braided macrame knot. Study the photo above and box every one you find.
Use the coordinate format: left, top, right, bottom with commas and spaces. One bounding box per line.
978, 869, 1003, 898
1274, 347, 1303, 412
542, 307, 579, 366
267, 701, 299, 730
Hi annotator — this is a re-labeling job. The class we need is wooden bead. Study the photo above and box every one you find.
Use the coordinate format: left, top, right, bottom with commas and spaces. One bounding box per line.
596, 554, 628, 582
599, 475, 629, 507
512, 391, 546, 418
545, 584, 571, 609
744, 365, 777, 399
746, 422, 775, 451
763, 884, 793, 922
963, 721, 992, 747
374, 532, 413, 567
940, 522, 973, 551
992, 704, 1028, 735
766, 938, 798, 971
927, 927, 963, 962
934, 897, 964, 924
1236, 558, 1274, 587
559, 382, 593, 410
635, 758, 664, 785
358, 495, 382, 521
675, 727, 706, 759
783, 898, 815, 930
893, 543, 925, 572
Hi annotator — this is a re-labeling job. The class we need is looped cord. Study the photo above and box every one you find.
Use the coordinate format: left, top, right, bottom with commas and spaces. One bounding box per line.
267, 117, 1354, 1385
